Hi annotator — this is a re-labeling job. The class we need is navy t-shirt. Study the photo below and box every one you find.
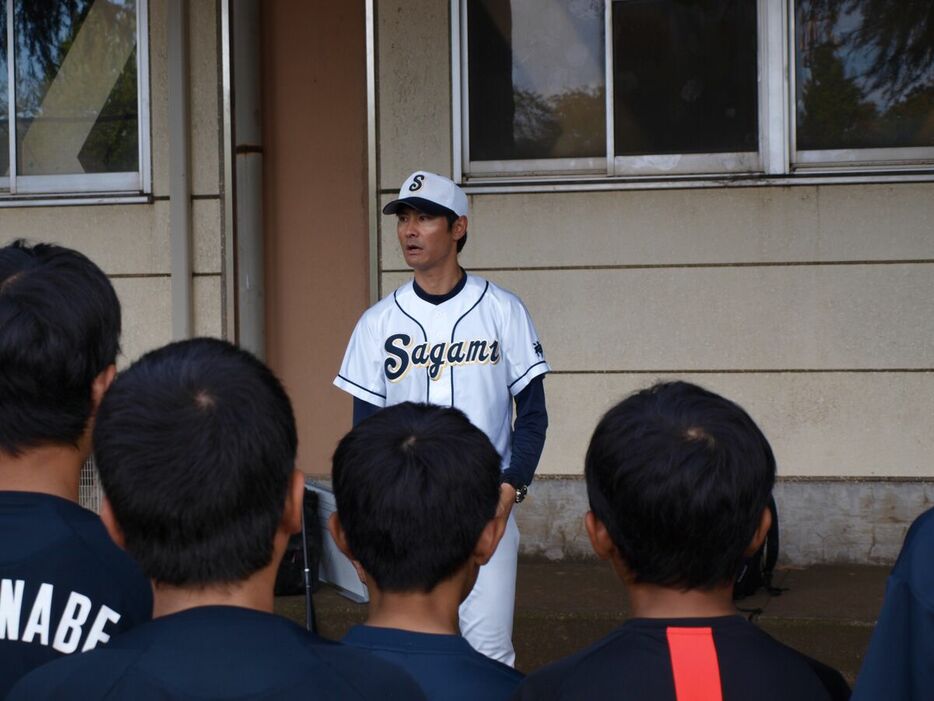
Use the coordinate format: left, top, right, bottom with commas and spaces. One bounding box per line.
0, 491, 152, 698
853, 506, 934, 700
343, 624, 522, 701
9, 606, 427, 700
512, 615, 850, 701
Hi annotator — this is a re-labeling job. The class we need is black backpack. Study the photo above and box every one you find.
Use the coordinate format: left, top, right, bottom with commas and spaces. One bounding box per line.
733, 495, 781, 600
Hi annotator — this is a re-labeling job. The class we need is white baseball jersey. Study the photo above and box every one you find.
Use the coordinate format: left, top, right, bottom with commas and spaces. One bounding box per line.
334, 274, 549, 469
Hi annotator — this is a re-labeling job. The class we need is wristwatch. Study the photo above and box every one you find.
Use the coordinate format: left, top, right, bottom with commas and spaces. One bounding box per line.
502, 475, 528, 504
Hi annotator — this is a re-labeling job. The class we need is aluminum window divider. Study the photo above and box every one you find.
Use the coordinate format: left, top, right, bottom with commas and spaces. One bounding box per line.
451, 0, 464, 182
788, 0, 800, 165
138, 0, 151, 194
455, 0, 470, 181
6, 0, 16, 194
470, 157, 606, 177
613, 152, 759, 177
15, 172, 141, 194
604, 0, 615, 177
758, 0, 790, 175
794, 147, 934, 169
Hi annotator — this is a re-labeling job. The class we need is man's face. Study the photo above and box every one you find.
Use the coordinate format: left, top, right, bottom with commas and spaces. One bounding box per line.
395, 206, 465, 273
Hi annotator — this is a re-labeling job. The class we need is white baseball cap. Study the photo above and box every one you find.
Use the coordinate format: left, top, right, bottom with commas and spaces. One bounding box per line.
382, 171, 468, 218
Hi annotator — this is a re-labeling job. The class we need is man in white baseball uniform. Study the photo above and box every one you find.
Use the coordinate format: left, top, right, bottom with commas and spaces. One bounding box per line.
334, 170, 549, 666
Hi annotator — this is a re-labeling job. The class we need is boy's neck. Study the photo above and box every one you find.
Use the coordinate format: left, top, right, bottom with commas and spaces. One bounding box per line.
152, 568, 277, 619
0, 443, 87, 502
364, 575, 466, 635
151, 537, 286, 619
626, 580, 738, 620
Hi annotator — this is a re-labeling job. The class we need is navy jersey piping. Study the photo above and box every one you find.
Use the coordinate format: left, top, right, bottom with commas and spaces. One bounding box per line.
449, 280, 490, 406
338, 374, 387, 400
508, 360, 548, 390
394, 289, 431, 403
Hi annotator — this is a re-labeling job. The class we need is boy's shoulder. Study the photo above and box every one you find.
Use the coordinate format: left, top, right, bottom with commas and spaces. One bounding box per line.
343, 625, 521, 700
10, 609, 426, 701
514, 616, 849, 701
895, 506, 934, 590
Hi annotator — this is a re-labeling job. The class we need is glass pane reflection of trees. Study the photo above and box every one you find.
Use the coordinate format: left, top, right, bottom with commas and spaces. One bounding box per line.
468, 0, 605, 162
796, 0, 934, 151
13, 0, 138, 176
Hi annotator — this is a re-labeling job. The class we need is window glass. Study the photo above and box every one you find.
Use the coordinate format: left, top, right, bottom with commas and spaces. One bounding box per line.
468, 0, 605, 161
0, 6, 8, 178
14, 0, 138, 177
612, 0, 758, 156
795, 0, 934, 151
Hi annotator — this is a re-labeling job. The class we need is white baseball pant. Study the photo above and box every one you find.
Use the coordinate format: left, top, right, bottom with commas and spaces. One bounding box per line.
459, 511, 520, 666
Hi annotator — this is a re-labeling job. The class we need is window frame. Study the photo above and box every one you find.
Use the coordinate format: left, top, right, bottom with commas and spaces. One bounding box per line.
453, 0, 934, 184
1, 0, 151, 198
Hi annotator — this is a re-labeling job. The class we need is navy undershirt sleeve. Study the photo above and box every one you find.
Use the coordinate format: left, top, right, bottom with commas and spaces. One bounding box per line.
503, 375, 548, 487
353, 397, 382, 426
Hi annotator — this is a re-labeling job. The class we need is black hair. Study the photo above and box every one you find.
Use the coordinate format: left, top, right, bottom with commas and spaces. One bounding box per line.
332, 402, 501, 592
92, 337, 298, 586
0, 240, 121, 456
585, 381, 776, 590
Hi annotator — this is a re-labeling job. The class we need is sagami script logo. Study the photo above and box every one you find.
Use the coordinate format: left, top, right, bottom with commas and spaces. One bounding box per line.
384, 333, 500, 382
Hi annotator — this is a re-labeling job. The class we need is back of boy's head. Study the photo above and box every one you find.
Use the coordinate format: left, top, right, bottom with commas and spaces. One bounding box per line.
0, 240, 120, 456
585, 381, 776, 590
92, 337, 297, 586
332, 402, 501, 593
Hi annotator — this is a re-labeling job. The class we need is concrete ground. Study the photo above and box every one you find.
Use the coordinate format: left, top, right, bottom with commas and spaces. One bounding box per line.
275, 560, 889, 686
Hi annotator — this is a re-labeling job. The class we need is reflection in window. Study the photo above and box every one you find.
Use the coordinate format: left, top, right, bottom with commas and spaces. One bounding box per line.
468, 0, 605, 161
613, 0, 758, 156
1, 6, 8, 178
14, 0, 138, 176
795, 0, 934, 151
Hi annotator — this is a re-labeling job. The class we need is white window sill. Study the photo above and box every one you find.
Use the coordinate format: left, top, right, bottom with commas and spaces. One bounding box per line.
0, 194, 152, 208
459, 169, 934, 194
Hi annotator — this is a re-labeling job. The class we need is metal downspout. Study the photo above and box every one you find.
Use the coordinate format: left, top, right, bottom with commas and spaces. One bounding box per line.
230, 0, 265, 359
168, 0, 192, 339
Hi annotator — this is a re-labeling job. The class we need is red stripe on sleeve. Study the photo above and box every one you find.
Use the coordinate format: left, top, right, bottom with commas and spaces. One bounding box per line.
666, 626, 723, 701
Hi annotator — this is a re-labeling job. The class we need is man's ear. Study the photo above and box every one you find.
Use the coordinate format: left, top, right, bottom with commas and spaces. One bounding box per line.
281, 469, 305, 537
584, 511, 617, 561
744, 505, 773, 557
452, 215, 468, 242
473, 517, 503, 566
91, 364, 117, 412
100, 496, 126, 550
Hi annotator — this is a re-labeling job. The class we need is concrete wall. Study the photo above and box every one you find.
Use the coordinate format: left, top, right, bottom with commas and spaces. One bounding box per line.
0, 0, 225, 365
374, 1, 934, 563
515, 478, 934, 565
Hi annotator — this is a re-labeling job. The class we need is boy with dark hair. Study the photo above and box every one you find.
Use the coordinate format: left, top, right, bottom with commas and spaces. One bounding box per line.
330, 402, 524, 700
9, 338, 425, 700
0, 240, 151, 697
513, 381, 850, 701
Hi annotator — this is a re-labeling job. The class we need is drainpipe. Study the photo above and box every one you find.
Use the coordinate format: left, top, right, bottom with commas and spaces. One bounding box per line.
229, 0, 265, 359
168, 0, 192, 340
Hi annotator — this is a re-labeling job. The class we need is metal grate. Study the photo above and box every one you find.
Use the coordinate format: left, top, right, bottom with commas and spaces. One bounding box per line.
79, 456, 104, 513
